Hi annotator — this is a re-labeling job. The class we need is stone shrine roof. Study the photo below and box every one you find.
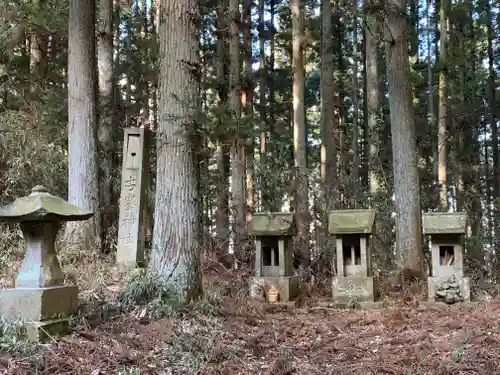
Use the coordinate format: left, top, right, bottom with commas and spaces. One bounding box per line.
0, 185, 94, 222
328, 209, 376, 235
423, 212, 467, 235
249, 212, 296, 236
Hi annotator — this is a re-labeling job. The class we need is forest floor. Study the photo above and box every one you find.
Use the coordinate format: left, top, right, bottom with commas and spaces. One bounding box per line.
1, 254, 500, 375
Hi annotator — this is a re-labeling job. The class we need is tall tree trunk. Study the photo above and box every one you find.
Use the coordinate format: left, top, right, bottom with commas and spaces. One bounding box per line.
426, 0, 436, 187
150, 0, 202, 303
291, 0, 309, 267
229, 0, 246, 256
320, 0, 338, 270
383, 0, 425, 278
268, 0, 278, 211
350, 5, 359, 207
366, 13, 381, 198
437, 0, 448, 210
259, 0, 269, 211
336, 13, 347, 208
215, 0, 230, 254
486, 0, 498, 197
67, 0, 101, 250
243, 0, 254, 225
320, 0, 338, 211
97, 0, 114, 237
365, 8, 391, 269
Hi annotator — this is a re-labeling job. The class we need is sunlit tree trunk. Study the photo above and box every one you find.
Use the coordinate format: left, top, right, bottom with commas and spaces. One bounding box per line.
229, 0, 246, 256
258, 0, 269, 211
243, 0, 254, 225
320, 0, 338, 211
291, 0, 309, 267
97, 0, 114, 236
365, 12, 381, 198
437, 0, 448, 210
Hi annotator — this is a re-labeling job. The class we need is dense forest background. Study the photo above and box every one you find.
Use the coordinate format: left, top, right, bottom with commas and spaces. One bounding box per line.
0, 0, 498, 296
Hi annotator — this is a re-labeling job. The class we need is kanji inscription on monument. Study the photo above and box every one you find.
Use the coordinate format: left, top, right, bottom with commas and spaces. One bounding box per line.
117, 127, 149, 270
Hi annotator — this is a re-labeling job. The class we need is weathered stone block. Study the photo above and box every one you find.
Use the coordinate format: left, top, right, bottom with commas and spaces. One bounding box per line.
117, 127, 149, 271
250, 276, 299, 302
332, 276, 376, 304
25, 318, 71, 342
0, 285, 78, 321
428, 276, 470, 302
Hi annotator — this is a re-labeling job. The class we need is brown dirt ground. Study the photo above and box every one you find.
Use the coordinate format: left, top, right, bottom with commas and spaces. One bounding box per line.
2, 260, 500, 375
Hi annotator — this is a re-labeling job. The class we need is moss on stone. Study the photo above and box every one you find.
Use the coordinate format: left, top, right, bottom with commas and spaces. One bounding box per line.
423, 212, 467, 235
328, 209, 376, 235
249, 212, 296, 236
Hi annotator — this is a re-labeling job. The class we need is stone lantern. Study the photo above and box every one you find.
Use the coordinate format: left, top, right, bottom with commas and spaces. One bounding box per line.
328, 209, 376, 305
249, 212, 298, 302
423, 212, 470, 303
0, 185, 93, 341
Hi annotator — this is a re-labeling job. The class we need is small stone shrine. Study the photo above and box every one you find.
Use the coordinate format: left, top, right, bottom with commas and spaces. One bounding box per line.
0, 186, 93, 342
329, 209, 376, 305
423, 212, 470, 303
117, 127, 149, 271
249, 212, 298, 302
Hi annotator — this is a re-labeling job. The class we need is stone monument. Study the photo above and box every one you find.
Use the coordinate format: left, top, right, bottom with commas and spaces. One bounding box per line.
0, 185, 93, 341
249, 212, 298, 302
423, 212, 470, 303
329, 209, 376, 306
117, 127, 149, 271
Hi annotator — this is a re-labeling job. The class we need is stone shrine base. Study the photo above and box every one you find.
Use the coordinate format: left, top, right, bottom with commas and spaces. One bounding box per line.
332, 276, 376, 305
250, 276, 299, 302
428, 276, 470, 303
0, 285, 78, 342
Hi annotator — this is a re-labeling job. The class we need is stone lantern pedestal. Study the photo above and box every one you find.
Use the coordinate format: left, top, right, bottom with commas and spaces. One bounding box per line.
0, 186, 93, 341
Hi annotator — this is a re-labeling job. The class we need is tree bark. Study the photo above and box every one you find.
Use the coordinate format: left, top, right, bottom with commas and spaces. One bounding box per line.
291, 0, 309, 267
150, 0, 202, 303
97, 0, 114, 234
383, 0, 425, 278
66, 0, 101, 250
229, 0, 246, 254
486, 0, 498, 197
258, 0, 269, 211
268, 0, 278, 211
242, 0, 254, 225
365, 13, 381, 198
320, 0, 338, 211
215, 0, 230, 254
437, 0, 448, 210
350, 4, 360, 207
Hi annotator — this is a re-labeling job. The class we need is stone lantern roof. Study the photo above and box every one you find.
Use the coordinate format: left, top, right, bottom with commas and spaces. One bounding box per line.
0, 185, 93, 222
